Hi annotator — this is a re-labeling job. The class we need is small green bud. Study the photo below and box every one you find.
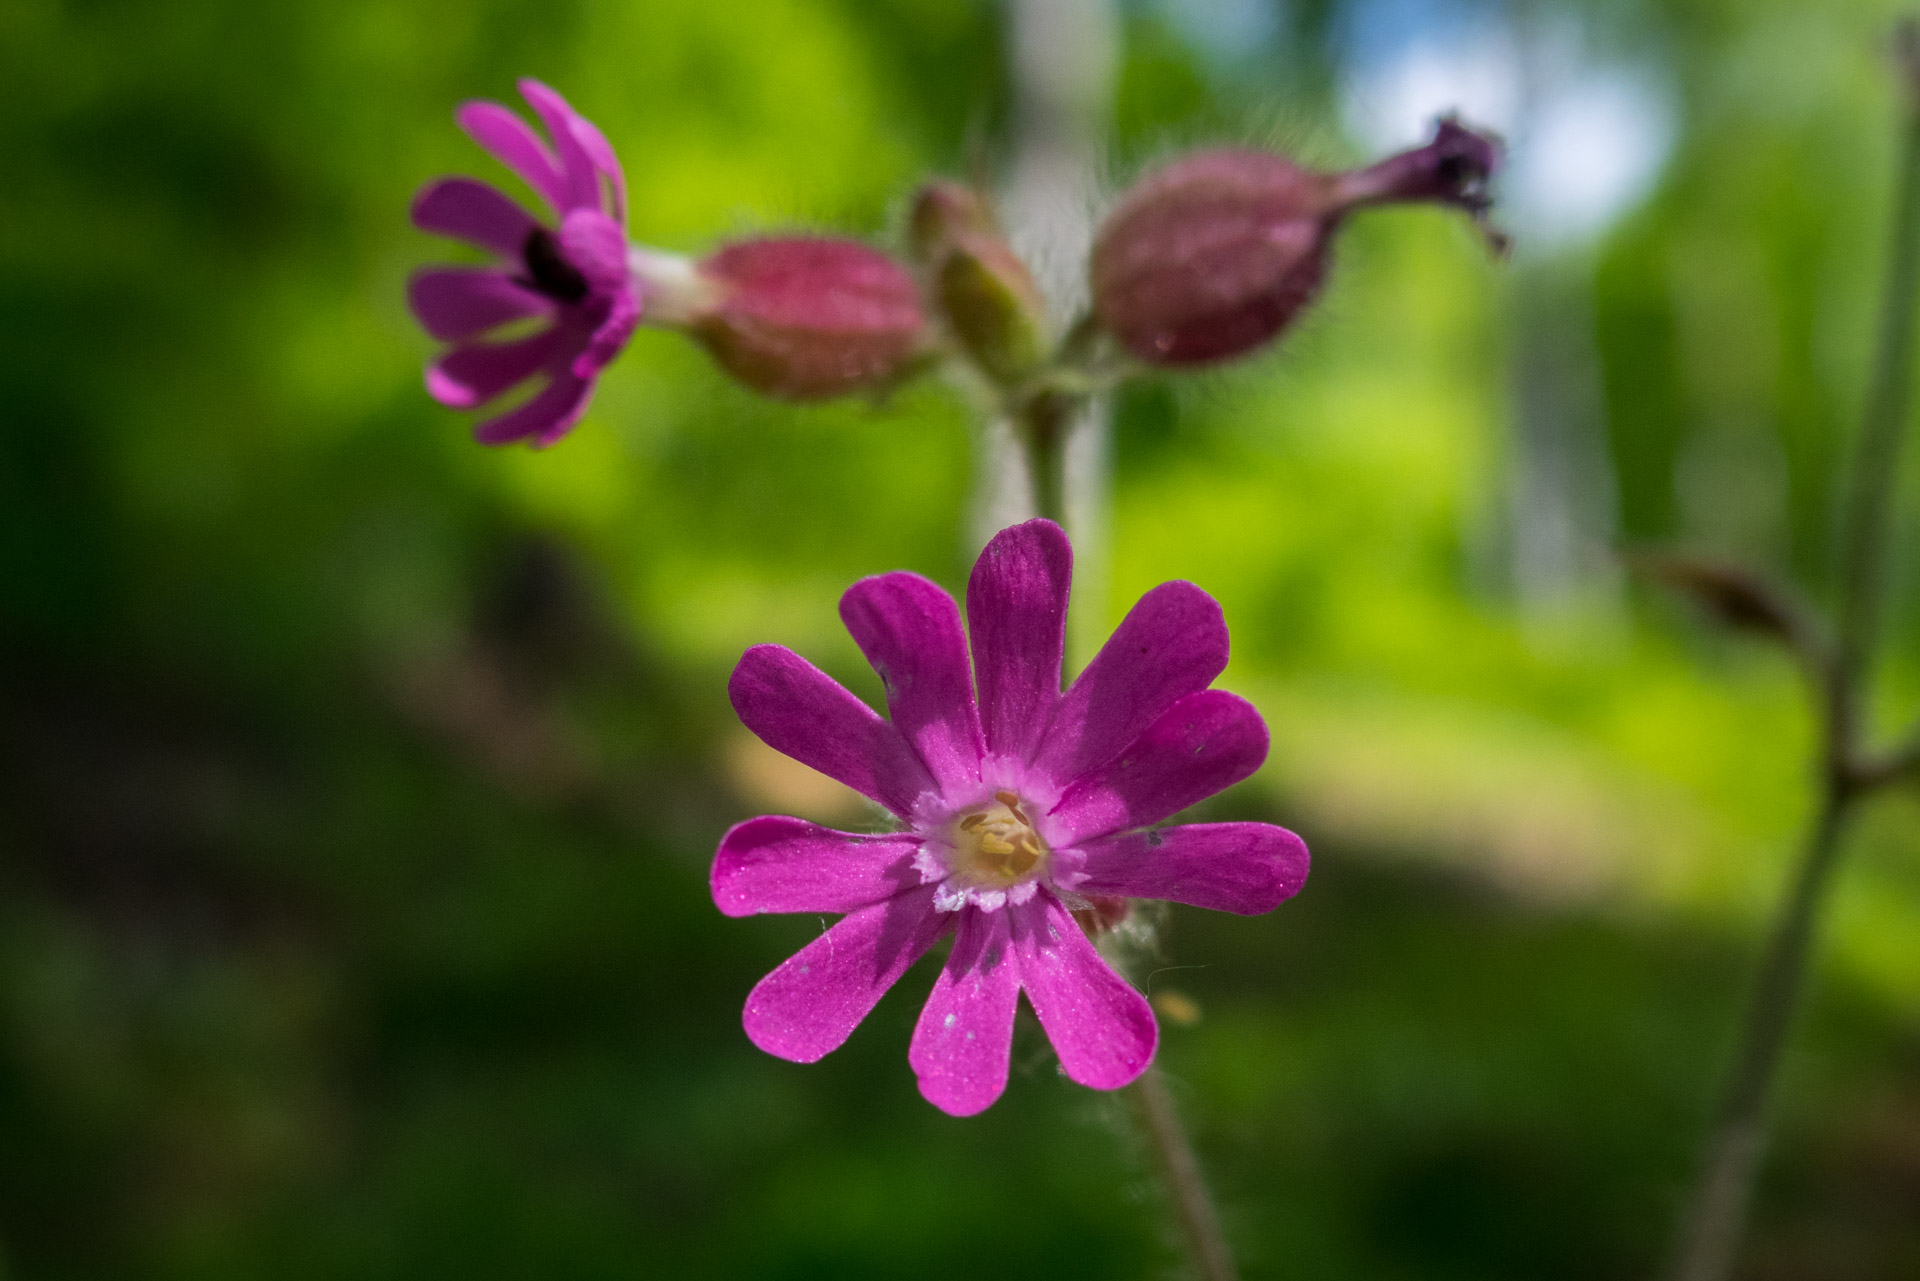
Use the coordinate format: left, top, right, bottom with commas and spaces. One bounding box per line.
909, 180, 1049, 386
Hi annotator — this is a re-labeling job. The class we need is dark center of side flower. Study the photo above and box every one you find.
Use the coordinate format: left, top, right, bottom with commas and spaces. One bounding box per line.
521, 228, 591, 303
948, 791, 1050, 888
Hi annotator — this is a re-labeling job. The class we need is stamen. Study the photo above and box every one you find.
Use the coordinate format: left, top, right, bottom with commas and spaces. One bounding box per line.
947, 793, 1051, 890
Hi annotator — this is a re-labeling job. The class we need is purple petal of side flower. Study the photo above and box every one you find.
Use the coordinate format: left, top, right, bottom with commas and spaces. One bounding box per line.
1013, 893, 1157, 1089
562, 108, 627, 224
408, 268, 551, 342
909, 907, 1020, 1116
574, 289, 642, 379
560, 208, 631, 293
474, 373, 592, 447
712, 816, 924, 918
966, 519, 1071, 762
411, 177, 541, 256
729, 644, 938, 818
1072, 822, 1308, 915
743, 886, 953, 1063
1046, 689, 1269, 845
455, 99, 569, 213
840, 572, 985, 793
426, 328, 569, 409
518, 77, 604, 213
1033, 579, 1228, 783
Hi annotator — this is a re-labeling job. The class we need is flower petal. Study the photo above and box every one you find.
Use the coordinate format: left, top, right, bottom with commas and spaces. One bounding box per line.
840, 572, 985, 792
1071, 821, 1308, 914
408, 267, 551, 341
967, 519, 1071, 762
712, 816, 924, 918
742, 885, 952, 1063
559, 207, 630, 294
567, 109, 627, 224
411, 177, 539, 257
426, 332, 564, 410
1032, 580, 1227, 783
1046, 690, 1269, 845
455, 99, 568, 213
476, 372, 593, 447
426, 327, 567, 408
909, 907, 1019, 1116
729, 644, 941, 818
518, 78, 602, 213
1013, 893, 1155, 1089
574, 287, 641, 379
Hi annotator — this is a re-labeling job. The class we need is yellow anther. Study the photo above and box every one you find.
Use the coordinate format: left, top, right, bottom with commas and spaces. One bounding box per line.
948, 793, 1051, 889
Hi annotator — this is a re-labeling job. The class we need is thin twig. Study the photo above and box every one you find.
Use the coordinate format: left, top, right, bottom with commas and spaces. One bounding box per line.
1665, 798, 1852, 1281
1857, 725, 1920, 788
1128, 1066, 1241, 1281
1663, 22, 1920, 1281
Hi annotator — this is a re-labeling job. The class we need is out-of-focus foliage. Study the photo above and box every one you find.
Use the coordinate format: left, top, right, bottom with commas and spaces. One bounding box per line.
3, 0, 1919, 1277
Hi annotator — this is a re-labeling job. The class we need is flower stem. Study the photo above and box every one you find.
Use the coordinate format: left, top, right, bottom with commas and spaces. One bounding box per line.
1020, 390, 1075, 526
1664, 28, 1920, 1281
1664, 796, 1852, 1281
1835, 23, 1920, 730
1128, 1065, 1240, 1281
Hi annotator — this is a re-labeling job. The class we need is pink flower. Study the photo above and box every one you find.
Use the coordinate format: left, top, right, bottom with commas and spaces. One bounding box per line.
407, 79, 639, 448
714, 520, 1309, 1115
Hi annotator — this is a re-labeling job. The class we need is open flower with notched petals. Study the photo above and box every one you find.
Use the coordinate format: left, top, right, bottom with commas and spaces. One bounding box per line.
408, 79, 638, 447
713, 520, 1309, 1115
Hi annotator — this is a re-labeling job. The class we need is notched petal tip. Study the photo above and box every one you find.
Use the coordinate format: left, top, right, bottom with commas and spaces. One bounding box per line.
917, 1081, 999, 1117
710, 816, 778, 917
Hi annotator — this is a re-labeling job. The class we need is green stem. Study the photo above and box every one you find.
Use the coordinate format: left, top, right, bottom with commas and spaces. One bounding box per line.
1664, 796, 1853, 1281
1834, 32, 1920, 720
1128, 1066, 1240, 1281
1020, 390, 1075, 526
1665, 31, 1920, 1281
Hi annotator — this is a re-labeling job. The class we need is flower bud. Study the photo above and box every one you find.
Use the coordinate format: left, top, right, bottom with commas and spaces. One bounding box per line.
908, 179, 999, 259
909, 180, 1048, 385
1090, 118, 1503, 367
689, 238, 931, 400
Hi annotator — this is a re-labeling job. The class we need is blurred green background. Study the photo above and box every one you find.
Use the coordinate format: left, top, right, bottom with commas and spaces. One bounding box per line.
5, 0, 1920, 1276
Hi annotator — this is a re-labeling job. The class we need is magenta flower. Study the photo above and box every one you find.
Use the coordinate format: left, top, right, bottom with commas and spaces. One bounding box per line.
713, 520, 1308, 1115
408, 79, 639, 448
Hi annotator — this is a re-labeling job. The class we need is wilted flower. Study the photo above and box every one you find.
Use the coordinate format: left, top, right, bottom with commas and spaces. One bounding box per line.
714, 520, 1308, 1115
408, 79, 639, 447
1090, 119, 1503, 366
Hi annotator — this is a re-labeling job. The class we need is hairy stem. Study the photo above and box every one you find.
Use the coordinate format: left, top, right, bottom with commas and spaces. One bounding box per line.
1665, 30, 1920, 1281
1128, 1065, 1240, 1281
